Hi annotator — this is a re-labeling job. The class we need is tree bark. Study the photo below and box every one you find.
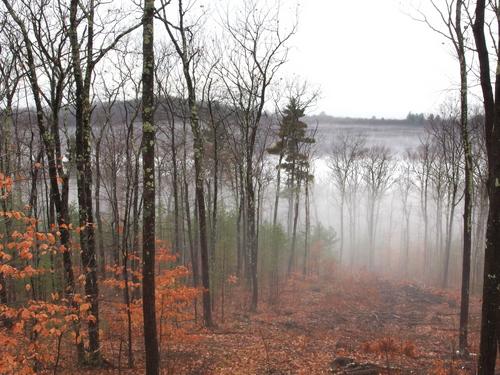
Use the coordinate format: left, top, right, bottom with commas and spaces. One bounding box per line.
69, 0, 101, 362
171, 116, 181, 258
273, 153, 284, 227
455, 0, 473, 355
303, 179, 310, 276
192, 105, 214, 327
472, 2, 500, 372
141, 0, 160, 372
442, 186, 457, 288
288, 179, 300, 275
94, 143, 106, 277
182, 121, 198, 288
339, 191, 345, 265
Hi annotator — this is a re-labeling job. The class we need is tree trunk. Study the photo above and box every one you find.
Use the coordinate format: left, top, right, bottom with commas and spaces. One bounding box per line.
210, 112, 219, 285
183, 158, 197, 289
111, 162, 120, 268
456, 0, 473, 353
141, 0, 160, 372
422, 183, 429, 277
348, 189, 358, 269
122, 244, 134, 368
472, 2, 500, 372
236, 166, 243, 278
189, 103, 213, 327
288, 179, 301, 275
247, 154, 258, 312
131, 157, 142, 301
94, 144, 106, 277
171, 121, 181, 258
473, 186, 488, 293
368, 198, 376, 269
339, 191, 345, 265
273, 153, 284, 227
69, 0, 101, 362
0, 98, 13, 304
442, 187, 457, 288
303, 180, 310, 276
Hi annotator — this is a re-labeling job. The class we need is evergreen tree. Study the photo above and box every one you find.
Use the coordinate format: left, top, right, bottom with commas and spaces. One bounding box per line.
268, 98, 314, 274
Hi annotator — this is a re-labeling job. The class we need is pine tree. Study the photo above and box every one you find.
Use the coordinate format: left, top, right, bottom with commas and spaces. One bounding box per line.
268, 98, 314, 274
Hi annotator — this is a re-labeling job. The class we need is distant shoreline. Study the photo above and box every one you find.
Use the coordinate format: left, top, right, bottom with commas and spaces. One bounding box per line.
304, 114, 426, 126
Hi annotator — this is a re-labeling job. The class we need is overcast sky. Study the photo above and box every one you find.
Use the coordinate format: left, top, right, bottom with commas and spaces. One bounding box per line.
283, 0, 461, 118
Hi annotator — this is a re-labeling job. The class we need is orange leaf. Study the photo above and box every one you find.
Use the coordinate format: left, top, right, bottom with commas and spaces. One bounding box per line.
80, 303, 91, 313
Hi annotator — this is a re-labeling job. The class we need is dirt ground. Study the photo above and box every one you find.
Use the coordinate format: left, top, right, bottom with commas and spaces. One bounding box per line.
172, 275, 481, 374
72, 271, 486, 374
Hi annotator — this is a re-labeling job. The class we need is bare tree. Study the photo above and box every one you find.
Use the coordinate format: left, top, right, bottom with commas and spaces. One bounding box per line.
156, 0, 214, 327
0, 14, 22, 304
428, 107, 463, 289
68, 0, 142, 362
220, 0, 296, 310
327, 132, 366, 265
398, 155, 413, 276
414, 0, 473, 355
155, 44, 182, 262
362, 145, 393, 270
418, 0, 475, 354
93, 63, 122, 277
469, 112, 488, 294
411, 136, 434, 277
345, 136, 366, 268
0, 0, 86, 360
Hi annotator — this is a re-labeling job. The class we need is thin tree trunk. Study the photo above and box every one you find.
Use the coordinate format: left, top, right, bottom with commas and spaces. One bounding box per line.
349, 189, 358, 269
247, 154, 258, 312
131, 157, 141, 301
339, 192, 344, 265
443, 188, 457, 288
273, 154, 284, 227
455, 0, 473, 354
303, 179, 310, 276
210, 110, 219, 285
192, 108, 213, 326
69, 0, 101, 361
368, 198, 376, 269
288, 179, 301, 275
473, 186, 488, 293
111, 163, 120, 268
171, 122, 181, 258
0, 98, 13, 304
236, 166, 243, 278
422, 185, 429, 277
183, 162, 197, 289
95, 145, 106, 277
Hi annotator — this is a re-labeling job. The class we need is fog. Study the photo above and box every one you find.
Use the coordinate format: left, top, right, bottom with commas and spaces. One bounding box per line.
256, 116, 480, 290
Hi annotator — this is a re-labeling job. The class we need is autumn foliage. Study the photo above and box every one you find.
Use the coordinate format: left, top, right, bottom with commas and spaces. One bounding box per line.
0, 173, 199, 374
102, 248, 200, 350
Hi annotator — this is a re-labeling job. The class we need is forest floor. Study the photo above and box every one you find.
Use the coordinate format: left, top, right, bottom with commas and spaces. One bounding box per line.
78, 271, 484, 374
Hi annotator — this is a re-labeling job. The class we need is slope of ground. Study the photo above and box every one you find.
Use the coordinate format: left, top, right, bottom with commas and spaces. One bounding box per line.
148, 273, 481, 374
75, 271, 483, 374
